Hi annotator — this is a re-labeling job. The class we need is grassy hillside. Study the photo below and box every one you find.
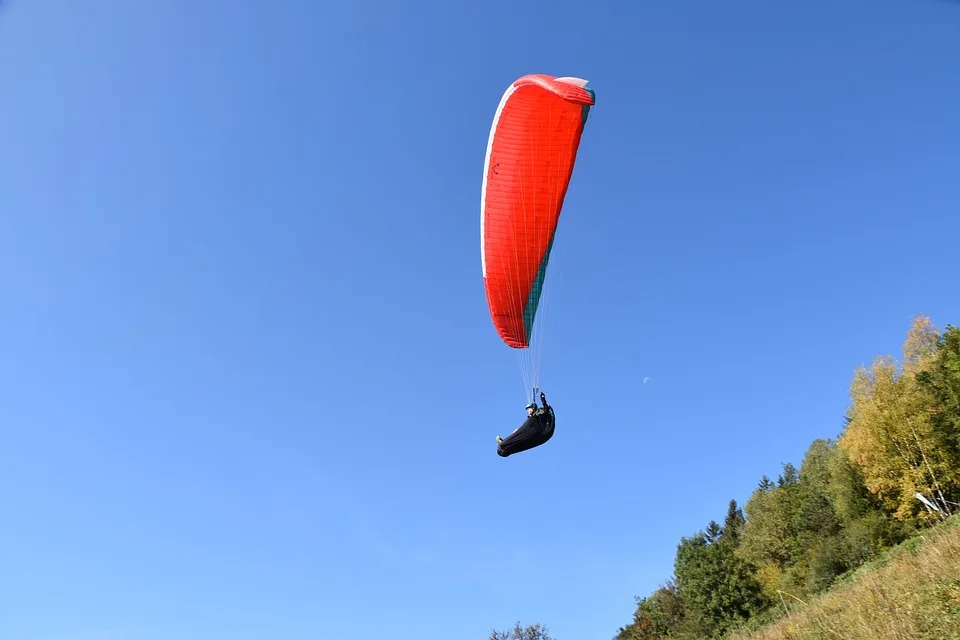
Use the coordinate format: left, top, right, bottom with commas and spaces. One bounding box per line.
729, 514, 960, 640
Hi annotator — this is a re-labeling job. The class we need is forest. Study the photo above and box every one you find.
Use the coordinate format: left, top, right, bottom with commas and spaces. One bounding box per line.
491, 316, 960, 640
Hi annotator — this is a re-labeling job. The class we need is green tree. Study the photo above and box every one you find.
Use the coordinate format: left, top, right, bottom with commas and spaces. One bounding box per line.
705, 520, 722, 543
490, 622, 553, 640
739, 440, 909, 599
778, 463, 799, 488
738, 465, 798, 585
723, 498, 745, 543
790, 440, 845, 593
614, 580, 687, 640
758, 475, 775, 492
673, 503, 768, 638
915, 324, 960, 497
821, 438, 875, 525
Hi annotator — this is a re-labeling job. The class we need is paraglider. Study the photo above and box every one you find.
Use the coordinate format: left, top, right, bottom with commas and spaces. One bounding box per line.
496, 391, 556, 457
479, 74, 595, 456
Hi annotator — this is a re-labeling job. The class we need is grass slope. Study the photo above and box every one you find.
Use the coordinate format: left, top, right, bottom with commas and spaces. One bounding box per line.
730, 514, 960, 640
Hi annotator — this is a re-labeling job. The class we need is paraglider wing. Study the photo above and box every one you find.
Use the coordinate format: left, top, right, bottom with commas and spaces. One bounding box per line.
480, 74, 595, 349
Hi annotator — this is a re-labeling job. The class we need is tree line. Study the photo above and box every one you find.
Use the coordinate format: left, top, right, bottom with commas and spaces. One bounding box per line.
611, 316, 960, 640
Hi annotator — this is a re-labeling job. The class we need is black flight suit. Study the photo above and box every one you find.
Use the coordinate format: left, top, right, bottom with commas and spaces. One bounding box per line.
497, 392, 556, 457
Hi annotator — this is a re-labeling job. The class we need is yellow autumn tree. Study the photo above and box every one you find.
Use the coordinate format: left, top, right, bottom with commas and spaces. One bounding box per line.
839, 316, 958, 523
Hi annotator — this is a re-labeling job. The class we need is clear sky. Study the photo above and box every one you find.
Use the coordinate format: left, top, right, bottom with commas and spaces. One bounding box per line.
2, 1, 959, 639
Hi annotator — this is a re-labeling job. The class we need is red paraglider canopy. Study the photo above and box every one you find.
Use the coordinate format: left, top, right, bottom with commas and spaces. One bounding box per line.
480, 74, 595, 350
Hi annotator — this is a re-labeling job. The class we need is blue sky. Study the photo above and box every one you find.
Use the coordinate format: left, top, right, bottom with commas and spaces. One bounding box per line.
1, 1, 959, 638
